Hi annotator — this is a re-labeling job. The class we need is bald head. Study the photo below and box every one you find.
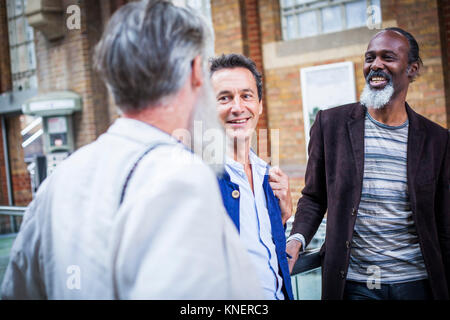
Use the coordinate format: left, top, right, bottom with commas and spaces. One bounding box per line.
370, 27, 422, 67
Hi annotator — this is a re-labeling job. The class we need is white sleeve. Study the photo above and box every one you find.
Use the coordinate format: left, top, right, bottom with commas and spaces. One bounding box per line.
1, 199, 46, 300
112, 159, 263, 299
287, 233, 307, 253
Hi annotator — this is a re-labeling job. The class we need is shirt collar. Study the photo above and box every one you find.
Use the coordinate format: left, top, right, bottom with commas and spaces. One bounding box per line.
225, 149, 268, 173
107, 118, 181, 146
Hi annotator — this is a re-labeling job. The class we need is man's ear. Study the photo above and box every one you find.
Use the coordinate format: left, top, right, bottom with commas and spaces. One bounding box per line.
407, 61, 420, 82
191, 55, 204, 90
258, 100, 263, 116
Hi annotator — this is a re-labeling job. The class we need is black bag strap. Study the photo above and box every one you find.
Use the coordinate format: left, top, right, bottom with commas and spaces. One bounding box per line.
119, 142, 169, 206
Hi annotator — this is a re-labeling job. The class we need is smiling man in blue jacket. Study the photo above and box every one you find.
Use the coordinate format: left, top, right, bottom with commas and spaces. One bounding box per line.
210, 54, 294, 300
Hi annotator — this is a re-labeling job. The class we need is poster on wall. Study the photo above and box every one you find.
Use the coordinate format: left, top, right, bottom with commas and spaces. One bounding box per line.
300, 61, 357, 154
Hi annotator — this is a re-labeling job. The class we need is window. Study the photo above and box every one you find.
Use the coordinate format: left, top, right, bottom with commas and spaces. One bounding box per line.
6, 0, 38, 91
172, 0, 212, 23
280, 0, 382, 40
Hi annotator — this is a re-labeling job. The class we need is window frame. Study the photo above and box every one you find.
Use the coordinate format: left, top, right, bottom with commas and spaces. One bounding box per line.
6, 0, 38, 92
280, 0, 381, 41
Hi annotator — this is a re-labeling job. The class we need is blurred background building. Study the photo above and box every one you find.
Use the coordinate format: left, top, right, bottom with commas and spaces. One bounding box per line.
0, 0, 449, 232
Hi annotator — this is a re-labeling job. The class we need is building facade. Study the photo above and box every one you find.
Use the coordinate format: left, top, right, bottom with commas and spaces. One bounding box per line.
0, 0, 449, 232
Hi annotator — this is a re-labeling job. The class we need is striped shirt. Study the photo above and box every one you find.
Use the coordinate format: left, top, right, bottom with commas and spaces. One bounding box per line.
347, 111, 428, 284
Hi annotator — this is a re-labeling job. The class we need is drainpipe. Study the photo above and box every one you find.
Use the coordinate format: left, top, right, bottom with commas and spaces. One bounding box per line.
1, 115, 16, 232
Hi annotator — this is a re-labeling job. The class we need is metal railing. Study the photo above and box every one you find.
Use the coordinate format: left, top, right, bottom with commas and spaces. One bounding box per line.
291, 248, 321, 276
0, 206, 26, 234
0, 206, 26, 217
0, 205, 321, 273
0, 205, 322, 298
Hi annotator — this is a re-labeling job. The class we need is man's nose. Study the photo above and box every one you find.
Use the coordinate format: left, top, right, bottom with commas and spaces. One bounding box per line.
229, 96, 244, 113
371, 56, 384, 70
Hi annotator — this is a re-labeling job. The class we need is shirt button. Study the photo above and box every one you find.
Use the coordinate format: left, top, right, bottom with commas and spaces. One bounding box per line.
232, 190, 240, 199
346, 241, 351, 249
340, 270, 346, 279
351, 207, 357, 216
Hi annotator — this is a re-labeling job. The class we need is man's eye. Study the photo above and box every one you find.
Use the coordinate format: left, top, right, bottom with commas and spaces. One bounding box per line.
218, 96, 230, 102
365, 56, 374, 62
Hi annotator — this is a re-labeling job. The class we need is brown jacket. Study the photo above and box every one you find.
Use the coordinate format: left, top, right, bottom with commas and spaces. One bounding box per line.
291, 102, 450, 300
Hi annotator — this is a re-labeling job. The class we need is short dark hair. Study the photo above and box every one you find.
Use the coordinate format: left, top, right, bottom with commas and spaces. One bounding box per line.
384, 27, 423, 67
209, 54, 263, 102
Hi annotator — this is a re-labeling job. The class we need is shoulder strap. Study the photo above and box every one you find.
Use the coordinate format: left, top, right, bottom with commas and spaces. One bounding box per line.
119, 142, 169, 206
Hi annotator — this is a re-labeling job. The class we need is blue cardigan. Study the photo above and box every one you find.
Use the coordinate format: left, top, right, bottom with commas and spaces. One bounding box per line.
217, 169, 294, 300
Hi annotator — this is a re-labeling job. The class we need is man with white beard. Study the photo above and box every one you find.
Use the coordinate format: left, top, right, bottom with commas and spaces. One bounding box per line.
286, 27, 449, 300
1, 0, 264, 300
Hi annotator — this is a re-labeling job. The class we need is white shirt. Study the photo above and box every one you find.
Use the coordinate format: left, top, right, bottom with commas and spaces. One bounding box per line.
1, 118, 264, 300
225, 151, 284, 300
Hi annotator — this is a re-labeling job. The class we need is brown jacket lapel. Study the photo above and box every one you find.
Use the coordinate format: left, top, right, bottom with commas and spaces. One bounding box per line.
346, 103, 366, 197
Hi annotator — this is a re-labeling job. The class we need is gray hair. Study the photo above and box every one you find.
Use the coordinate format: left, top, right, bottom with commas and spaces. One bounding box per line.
93, 0, 212, 112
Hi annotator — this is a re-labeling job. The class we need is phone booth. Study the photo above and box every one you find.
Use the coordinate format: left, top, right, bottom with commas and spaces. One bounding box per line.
22, 91, 82, 176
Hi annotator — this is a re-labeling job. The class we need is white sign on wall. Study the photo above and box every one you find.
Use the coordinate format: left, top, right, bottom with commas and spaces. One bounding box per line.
300, 61, 357, 154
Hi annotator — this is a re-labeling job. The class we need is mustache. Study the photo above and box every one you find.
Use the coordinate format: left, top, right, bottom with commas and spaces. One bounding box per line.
365, 70, 392, 83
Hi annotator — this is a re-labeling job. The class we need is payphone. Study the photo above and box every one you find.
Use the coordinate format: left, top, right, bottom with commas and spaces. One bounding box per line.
22, 91, 82, 176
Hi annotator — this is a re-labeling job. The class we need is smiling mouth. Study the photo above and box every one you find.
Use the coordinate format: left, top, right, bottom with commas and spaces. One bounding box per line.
227, 118, 250, 125
369, 76, 389, 88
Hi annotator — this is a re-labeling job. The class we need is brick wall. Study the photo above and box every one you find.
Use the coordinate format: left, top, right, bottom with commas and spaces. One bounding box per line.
6, 116, 31, 206
438, 0, 450, 128
0, 1, 15, 232
258, 0, 449, 204
0, 0, 10, 207
0, 0, 144, 215
0, 119, 7, 206
211, 0, 272, 160
259, 0, 282, 45
211, 0, 245, 55
382, 0, 447, 128
0, 0, 11, 93
35, 0, 109, 150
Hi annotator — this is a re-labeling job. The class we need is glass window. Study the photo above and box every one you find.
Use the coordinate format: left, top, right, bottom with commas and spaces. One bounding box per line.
280, 0, 383, 40
25, 18, 33, 41
18, 44, 28, 73
9, 47, 16, 74
345, 0, 366, 29
15, 17, 25, 43
27, 41, 36, 69
298, 11, 318, 38
21, 114, 44, 161
173, 0, 212, 23
6, 0, 15, 17
367, 0, 382, 27
8, 20, 16, 46
286, 14, 297, 40
321, 5, 342, 33
14, 0, 23, 16
6, 0, 38, 91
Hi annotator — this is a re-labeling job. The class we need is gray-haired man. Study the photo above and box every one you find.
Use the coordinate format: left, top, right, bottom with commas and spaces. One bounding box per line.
1, 0, 263, 299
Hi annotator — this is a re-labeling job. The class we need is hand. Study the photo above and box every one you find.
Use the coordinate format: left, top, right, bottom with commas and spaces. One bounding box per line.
286, 239, 302, 274
269, 166, 293, 225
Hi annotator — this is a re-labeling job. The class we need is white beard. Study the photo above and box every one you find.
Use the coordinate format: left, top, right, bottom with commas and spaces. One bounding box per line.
360, 83, 394, 110
188, 77, 226, 175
